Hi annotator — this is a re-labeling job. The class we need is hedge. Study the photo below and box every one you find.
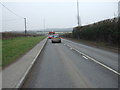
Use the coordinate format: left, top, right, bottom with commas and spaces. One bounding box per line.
72, 18, 119, 45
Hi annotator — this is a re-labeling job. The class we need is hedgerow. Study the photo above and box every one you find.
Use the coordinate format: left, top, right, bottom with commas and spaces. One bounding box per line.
71, 18, 119, 45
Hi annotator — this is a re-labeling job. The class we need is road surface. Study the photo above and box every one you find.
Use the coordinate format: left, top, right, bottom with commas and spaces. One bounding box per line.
22, 39, 118, 88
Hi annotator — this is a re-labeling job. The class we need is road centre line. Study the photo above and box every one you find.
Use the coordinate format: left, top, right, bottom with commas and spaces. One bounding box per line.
82, 56, 88, 59
64, 43, 120, 76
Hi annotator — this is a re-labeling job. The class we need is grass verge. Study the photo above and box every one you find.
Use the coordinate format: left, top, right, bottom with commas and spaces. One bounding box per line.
2, 36, 46, 67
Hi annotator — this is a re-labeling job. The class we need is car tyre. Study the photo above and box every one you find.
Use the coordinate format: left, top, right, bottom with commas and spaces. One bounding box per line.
59, 40, 61, 43
52, 41, 54, 43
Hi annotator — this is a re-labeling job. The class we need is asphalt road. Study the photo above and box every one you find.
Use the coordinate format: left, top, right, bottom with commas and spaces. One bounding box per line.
62, 39, 118, 71
22, 39, 118, 88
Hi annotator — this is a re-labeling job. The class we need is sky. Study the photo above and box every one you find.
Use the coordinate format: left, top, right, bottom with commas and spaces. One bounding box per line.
0, 0, 119, 32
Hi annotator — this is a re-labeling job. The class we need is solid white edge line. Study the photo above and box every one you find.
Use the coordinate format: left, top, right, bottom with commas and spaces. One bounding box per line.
65, 43, 120, 76
15, 38, 48, 88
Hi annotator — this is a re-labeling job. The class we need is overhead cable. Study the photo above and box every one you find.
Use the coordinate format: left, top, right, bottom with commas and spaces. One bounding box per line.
0, 2, 24, 19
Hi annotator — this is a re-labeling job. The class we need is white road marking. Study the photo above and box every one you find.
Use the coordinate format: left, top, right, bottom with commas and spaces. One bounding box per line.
15, 38, 48, 88
65, 43, 120, 76
82, 56, 88, 59
67, 44, 70, 47
63, 39, 88, 47
54, 44, 58, 45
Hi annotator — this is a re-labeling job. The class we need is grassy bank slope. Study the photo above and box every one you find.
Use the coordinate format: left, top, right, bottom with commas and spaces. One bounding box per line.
2, 36, 45, 67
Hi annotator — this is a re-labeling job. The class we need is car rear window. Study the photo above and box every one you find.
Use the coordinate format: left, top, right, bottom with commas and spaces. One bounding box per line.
50, 35, 53, 37
54, 34, 60, 38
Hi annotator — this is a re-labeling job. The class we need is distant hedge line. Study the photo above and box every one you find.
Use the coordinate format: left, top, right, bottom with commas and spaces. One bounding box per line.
2, 32, 42, 39
63, 18, 119, 45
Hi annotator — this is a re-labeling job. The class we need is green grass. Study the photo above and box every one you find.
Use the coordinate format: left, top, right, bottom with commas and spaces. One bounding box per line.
2, 36, 46, 67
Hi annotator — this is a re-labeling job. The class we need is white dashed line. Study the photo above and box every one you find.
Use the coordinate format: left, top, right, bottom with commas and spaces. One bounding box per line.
82, 56, 88, 59
64, 43, 120, 76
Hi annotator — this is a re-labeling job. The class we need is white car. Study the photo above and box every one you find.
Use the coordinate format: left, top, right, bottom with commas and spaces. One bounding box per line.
51, 34, 61, 43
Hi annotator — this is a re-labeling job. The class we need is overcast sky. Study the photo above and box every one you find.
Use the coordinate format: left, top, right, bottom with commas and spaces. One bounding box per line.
1, 0, 119, 32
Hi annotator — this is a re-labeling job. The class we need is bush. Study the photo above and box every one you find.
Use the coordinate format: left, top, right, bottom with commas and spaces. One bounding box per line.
72, 18, 119, 45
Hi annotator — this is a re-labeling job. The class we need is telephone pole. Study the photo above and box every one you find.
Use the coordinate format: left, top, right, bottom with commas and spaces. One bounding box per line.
43, 18, 45, 35
77, 0, 80, 26
24, 18, 27, 34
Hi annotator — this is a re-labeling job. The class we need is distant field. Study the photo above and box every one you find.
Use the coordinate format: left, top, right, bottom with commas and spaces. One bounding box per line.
2, 32, 41, 39
2, 36, 46, 67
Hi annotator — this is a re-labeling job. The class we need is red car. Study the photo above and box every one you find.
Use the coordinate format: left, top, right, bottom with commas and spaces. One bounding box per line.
48, 32, 55, 39
48, 35, 54, 39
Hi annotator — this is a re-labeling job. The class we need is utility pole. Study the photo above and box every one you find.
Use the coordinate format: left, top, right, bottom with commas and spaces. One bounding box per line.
77, 0, 80, 26
43, 18, 45, 35
77, 0, 79, 26
24, 18, 27, 34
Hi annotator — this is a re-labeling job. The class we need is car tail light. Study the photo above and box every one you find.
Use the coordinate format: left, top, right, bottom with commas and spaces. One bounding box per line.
51, 37, 54, 39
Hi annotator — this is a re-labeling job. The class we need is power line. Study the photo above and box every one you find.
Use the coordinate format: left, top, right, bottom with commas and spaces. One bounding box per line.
0, 2, 27, 33
0, 2, 24, 19
3, 18, 24, 22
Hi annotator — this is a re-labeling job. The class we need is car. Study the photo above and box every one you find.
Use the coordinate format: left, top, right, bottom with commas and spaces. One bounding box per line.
48, 35, 54, 39
51, 34, 61, 43
48, 32, 55, 39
